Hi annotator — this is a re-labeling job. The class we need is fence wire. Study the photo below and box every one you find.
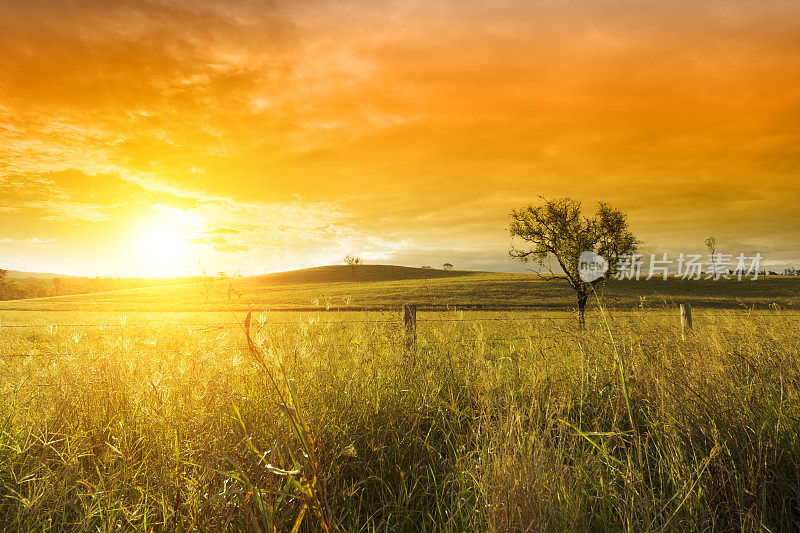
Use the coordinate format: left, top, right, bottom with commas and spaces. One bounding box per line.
0, 310, 790, 329
1, 308, 796, 358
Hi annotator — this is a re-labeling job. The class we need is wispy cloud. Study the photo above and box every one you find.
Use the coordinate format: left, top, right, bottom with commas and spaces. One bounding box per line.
0, 237, 57, 245
0, 0, 798, 274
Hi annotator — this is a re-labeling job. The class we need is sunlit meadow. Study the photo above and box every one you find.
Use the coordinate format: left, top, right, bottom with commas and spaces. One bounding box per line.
1, 307, 798, 531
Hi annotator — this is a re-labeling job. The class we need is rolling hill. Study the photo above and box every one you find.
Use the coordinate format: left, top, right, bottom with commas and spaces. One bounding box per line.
2, 269, 77, 279
0, 264, 798, 312
247, 264, 478, 284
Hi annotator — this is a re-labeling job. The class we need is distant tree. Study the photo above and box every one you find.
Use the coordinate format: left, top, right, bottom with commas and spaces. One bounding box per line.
420, 266, 432, 269
442, 263, 453, 271
27, 279, 48, 298
509, 197, 638, 328
705, 236, 717, 258
704, 236, 719, 274
0, 270, 21, 301
0, 269, 7, 299
343, 254, 363, 281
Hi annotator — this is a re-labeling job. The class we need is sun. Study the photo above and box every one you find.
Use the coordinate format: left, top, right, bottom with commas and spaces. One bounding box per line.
140, 223, 184, 259
134, 221, 191, 277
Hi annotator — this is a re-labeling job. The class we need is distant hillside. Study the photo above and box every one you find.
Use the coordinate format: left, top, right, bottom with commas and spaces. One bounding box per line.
1, 265, 799, 312
0, 264, 485, 306
0, 271, 202, 301
2, 269, 76, 279
247, 264, 479, 285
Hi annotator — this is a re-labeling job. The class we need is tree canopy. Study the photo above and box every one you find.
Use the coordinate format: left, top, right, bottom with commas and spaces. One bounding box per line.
509, 197, 638, 326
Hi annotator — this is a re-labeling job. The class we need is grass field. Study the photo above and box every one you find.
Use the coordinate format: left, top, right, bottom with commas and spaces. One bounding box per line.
1, 268, 800, 531
1, 265, 798, 312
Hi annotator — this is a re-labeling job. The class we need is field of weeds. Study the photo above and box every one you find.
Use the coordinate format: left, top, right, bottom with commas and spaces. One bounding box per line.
1, 308, 799, 531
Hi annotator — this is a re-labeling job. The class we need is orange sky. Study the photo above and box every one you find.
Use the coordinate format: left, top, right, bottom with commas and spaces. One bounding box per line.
1, 0, 799, 276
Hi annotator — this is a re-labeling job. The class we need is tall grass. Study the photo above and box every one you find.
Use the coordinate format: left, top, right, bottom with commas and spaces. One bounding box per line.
0, 310, 799, 531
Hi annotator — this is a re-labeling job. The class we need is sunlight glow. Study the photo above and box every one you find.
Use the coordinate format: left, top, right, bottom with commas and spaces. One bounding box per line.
134, 221, 192, 277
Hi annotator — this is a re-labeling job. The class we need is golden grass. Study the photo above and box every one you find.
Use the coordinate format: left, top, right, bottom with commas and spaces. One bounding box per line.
0, 308, 799, 531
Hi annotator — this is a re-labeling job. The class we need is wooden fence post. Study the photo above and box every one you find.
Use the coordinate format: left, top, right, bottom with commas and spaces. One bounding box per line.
403, 304, 417, 357
680, 303, 692, 341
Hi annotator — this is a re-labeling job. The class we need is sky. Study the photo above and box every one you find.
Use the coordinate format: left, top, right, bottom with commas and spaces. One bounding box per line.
1, 0, 799, 277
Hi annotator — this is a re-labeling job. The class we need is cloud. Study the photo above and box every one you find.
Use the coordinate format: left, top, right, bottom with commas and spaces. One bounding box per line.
0, 0, 799, 274
0, 168, 200, 224
206, 227, 242, 235
0, 237, 57, 245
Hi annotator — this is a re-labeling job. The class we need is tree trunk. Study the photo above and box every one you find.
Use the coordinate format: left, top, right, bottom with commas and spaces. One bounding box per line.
577, 292, 588, 329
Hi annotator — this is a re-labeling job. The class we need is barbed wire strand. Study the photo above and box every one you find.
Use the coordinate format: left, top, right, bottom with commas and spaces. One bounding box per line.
1, 310, 793, 329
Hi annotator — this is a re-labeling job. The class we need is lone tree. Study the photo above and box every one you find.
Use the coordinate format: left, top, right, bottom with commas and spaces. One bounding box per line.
705, 236, 717, 259
343, 254, 363, 280
509, 197, 638, 328
442, 263, 453, 270
343, 254, 362, 266
704, 236, 720, 274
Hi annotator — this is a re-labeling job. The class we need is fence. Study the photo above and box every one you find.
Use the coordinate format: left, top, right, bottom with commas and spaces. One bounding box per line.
1, 303, 795, 359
